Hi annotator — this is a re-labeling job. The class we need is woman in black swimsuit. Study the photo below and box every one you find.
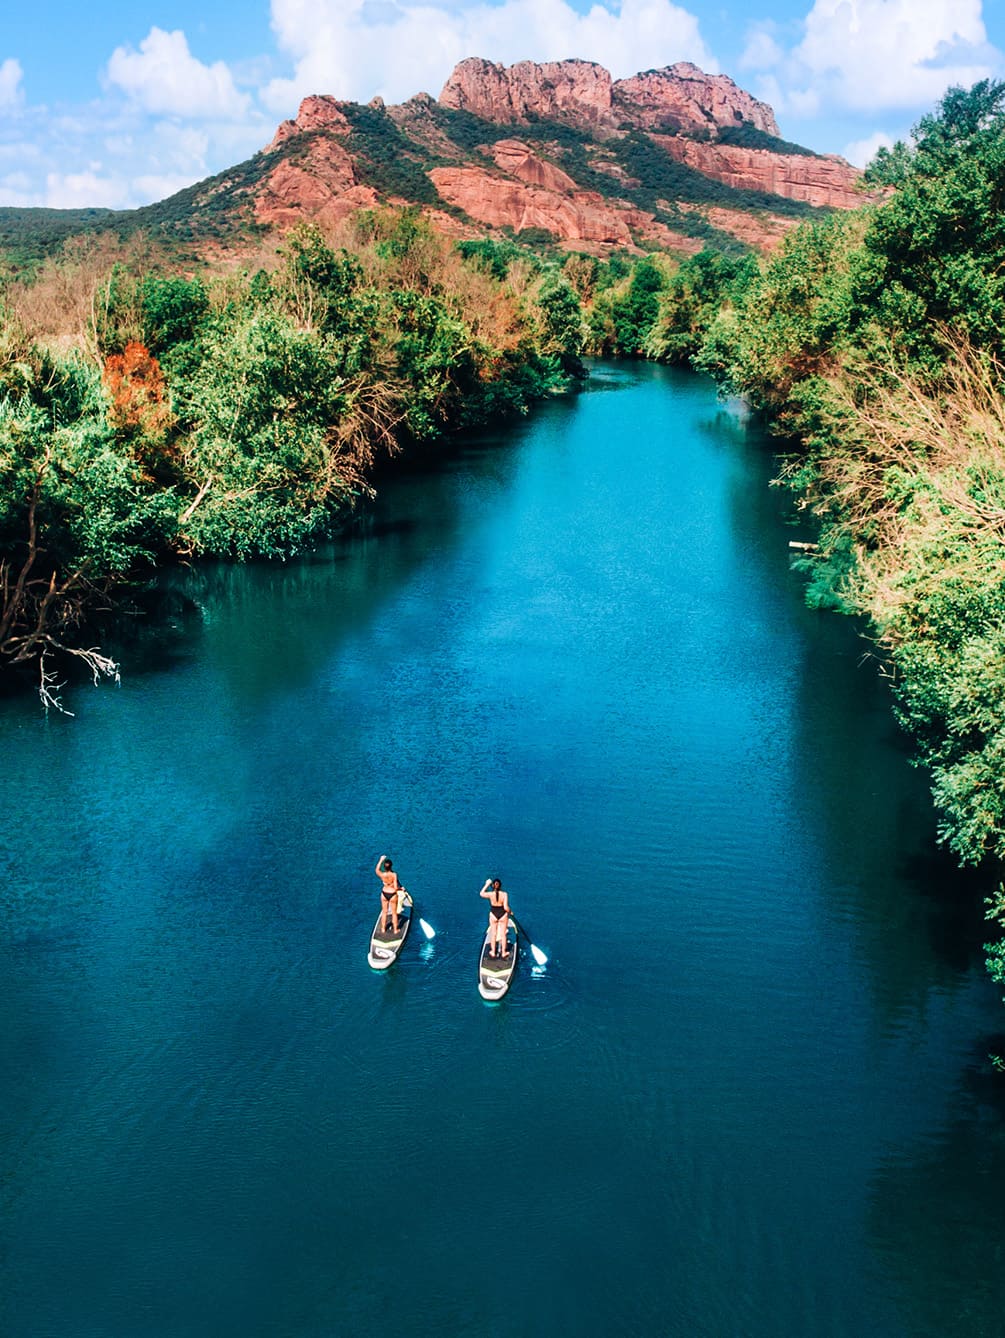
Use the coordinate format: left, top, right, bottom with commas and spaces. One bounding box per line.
479, 877, 510, 958
375, 855, 404, 935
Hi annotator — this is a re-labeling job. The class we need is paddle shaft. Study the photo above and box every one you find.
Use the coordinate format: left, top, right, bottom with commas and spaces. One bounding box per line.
403, 892, 436, 939
508, 913, 548, 965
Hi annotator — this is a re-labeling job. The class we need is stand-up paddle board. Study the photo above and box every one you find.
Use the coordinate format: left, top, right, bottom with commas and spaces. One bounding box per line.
368, 892, 412, 969
477, 920, 519, 999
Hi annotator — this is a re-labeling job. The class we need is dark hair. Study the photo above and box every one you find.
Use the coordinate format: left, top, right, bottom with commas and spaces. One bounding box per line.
381, 858, 392, 871
491, 877, 501, 888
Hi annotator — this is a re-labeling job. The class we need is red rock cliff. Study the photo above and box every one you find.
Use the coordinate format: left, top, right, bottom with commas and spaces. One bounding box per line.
439, 58, 614, 128
439, 57, 779, 136
613, 64, 779, 136
653, 135, 867, 209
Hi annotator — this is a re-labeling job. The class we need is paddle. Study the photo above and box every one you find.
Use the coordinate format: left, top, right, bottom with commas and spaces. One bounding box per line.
509, 913, 548, 966
403, 892, 436, 940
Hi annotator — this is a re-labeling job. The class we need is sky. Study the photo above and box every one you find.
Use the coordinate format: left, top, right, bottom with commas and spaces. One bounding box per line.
0, 0, 1002, 211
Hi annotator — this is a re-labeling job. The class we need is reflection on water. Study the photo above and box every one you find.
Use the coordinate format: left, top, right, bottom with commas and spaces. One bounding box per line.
1, 361, 1003, 1338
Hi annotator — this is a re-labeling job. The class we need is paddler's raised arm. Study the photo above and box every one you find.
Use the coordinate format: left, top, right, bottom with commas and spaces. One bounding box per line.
376, 854, 388, 876
479, 878, 493, 898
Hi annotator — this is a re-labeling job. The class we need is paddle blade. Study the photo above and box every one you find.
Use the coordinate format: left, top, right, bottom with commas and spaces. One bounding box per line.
529, 943, 548, 967
418, 918, 436, 940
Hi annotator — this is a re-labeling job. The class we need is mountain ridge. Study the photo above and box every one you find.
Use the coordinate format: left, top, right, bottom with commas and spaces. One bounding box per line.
0, 58, 874, 265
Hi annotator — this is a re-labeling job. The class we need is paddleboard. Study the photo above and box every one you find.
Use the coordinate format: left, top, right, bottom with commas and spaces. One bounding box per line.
477, 919, 519, 1000
368, 892, 412, 969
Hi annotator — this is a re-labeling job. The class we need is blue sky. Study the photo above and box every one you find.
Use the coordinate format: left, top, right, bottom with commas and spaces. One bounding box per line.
1, 0, 1002, 209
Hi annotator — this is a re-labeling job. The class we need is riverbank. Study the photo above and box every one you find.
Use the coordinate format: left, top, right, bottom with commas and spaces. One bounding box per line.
0, 215, 593, 702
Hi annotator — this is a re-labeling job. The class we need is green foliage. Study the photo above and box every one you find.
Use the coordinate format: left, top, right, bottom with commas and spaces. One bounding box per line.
139, 274, 210, 354
387, 289, 472, 438
613, 132, 820, 220
591, 257, 671, 355
430, 106, 511, 153
0, 208, 118, 269
0, 359, 176, 679
714, 125, 821, 158
646, 249, 759, 364
706, 209, 869, 415
340, 104, 442, 205
515, 226, 558, 248
985, 886, 1005, 996
169, 307, 356, 559
855, 81, 1005, 360
532, 278, 586, 376
456, 238, 523, 280
692, 79, 1005, 882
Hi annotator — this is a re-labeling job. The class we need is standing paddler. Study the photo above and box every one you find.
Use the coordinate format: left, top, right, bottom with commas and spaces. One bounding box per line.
479, 877, 511, 958
375, 855, 405, 935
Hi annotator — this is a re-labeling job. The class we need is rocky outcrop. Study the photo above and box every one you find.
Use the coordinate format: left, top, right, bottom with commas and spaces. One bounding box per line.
428, 163, 702, 254
652, 135, 867, 209
244, 58, 868, 253
254, 134, 375, 227
489, 140, 581, 193
439, 57, 779, 137
440, 58, 614, 129
266, 95, 351, 151
679, 203, 798, 254
613, 64, 779, 136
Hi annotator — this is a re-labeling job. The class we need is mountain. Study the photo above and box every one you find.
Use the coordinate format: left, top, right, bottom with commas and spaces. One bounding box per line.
0, 59, 873, 265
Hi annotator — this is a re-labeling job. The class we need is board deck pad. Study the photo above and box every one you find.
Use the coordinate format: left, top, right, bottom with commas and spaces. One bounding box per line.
368, 902, 412, 968
478, 927, 519, 998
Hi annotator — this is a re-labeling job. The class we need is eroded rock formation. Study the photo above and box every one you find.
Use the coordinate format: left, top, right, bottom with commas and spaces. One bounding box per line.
654, 135, 866, 209
247, 58, 866, 253
439, 57, 780, 137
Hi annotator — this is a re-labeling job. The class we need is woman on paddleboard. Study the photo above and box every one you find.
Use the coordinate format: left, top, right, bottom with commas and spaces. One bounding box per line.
375, 856, 404, 935
479, 877, 511, 958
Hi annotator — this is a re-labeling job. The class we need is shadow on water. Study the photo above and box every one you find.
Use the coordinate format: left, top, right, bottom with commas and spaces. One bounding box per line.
105, 415, 540, 706
707, 391, 1002, 1021
866, 1044, 1005, 1338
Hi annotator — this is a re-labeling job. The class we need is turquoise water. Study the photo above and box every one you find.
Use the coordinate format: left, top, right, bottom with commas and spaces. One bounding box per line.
1, 362, 1003, 1337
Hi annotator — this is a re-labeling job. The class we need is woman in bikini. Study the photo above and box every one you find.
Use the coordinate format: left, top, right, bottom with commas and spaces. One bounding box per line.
479, 877, 511, 958
375, 855, 405, 935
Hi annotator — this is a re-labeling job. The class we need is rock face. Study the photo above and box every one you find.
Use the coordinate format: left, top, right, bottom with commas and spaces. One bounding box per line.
255, 120, 376, 228
429, 160, 702, 254
613, 64, 779, 136
240, 59, 869, 255
490, 139, 581, 194
439, 57, 779, 137
440, 58, 615, 129
654, 135, 865, 209
266, 95, 351, 151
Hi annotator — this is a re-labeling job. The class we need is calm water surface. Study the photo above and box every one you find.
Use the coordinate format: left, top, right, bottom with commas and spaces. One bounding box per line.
1, 362, 1003, 1338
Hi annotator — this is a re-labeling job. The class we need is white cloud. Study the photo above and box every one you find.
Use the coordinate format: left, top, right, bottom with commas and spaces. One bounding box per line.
0, 170, 35, 205
262, 0, 715, 114
106, 27, 251, 120
44, 169, 133, 210
740, 26, 784, 73
842, 129, 895, 168
0, 57, 24, 111
778, 0, 998, 117
133, 172, 208, 203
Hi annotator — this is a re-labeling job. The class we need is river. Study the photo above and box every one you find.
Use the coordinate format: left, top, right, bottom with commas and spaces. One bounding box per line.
1, 361, 1002, 1337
